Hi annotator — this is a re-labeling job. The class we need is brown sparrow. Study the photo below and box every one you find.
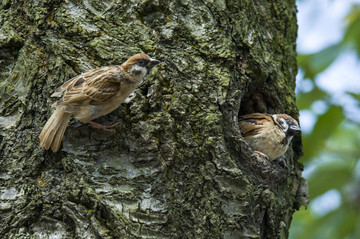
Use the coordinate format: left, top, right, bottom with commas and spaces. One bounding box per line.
238, 113, 301, 160
39, 53, 160, 152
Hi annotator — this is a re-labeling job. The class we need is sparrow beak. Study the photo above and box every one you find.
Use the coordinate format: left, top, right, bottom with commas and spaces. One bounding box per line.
151, 58, 161, 65
289, 125, 301, 133
147, 58, 161, 72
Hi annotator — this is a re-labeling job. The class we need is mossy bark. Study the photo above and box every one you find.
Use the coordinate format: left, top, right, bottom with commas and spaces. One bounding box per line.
0, 0, 305, 238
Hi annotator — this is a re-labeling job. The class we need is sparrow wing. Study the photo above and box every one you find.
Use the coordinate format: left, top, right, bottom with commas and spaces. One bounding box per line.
238, 113, 272, 137
57, 66, 123, 106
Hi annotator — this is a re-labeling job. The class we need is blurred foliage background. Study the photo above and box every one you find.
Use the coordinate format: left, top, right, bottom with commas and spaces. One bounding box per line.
290, 1, 360, 239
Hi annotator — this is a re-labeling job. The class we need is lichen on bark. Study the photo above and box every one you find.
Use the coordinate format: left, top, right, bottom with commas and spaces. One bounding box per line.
0, 0, 305, 238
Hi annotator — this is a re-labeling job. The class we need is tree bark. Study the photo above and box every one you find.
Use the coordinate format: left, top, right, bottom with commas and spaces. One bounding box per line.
0, 0, 306, 238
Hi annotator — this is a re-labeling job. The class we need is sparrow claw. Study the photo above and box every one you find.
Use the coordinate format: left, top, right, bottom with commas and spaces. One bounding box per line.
253, 151, 270, 161
89, 121, 119, 132
274, 157, 288, 168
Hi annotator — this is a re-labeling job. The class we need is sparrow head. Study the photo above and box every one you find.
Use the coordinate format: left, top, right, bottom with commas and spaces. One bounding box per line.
273, 114, 301, 137
122, 54, 161, 79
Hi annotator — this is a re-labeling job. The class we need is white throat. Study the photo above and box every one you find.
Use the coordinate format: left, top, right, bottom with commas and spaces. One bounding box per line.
129, 65, 147, 82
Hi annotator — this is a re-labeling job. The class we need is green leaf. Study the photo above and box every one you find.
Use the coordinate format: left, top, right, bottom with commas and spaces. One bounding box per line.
308, 160, 355, 199
302, 106, 345, 161
348, 92, 360, 102
326, 121, 360, 155
290, 204, 360, 239
297, 86, 327, 110
298, 44, 343, 80
343, 4, 360, 57
334, 208, 358, 239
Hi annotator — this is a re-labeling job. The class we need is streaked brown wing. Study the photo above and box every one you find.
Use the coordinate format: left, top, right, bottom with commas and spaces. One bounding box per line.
238, 113, 272, 137
60, 66, 121, 106
51, 74, 81, 98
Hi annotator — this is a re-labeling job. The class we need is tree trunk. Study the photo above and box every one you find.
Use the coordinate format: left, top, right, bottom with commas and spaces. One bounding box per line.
0, 0, 306, 238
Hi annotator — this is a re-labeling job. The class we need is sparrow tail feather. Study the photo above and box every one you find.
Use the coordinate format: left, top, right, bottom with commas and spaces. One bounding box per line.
39, 107, 72, 152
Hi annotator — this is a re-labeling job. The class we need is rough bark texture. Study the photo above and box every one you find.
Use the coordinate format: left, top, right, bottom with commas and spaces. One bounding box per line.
0, 0, 305, 238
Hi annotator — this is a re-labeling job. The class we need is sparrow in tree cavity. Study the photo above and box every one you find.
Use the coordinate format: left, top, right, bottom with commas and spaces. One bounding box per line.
238, 113, 301, 160
39, 54, 161, 152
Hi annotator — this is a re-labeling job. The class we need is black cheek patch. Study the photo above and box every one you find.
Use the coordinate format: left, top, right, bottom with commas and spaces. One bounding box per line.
133, 70, 142, 75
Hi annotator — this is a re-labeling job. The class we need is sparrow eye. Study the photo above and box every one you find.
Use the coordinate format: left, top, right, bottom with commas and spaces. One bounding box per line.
137, 59, 148, 67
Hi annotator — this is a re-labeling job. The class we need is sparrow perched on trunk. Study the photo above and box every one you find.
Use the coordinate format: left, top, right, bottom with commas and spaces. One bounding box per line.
238, 113, 301, 160
39, 53, 160, 152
